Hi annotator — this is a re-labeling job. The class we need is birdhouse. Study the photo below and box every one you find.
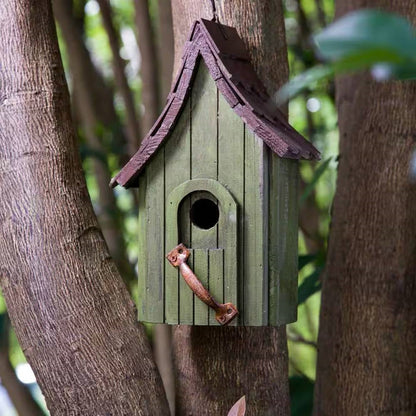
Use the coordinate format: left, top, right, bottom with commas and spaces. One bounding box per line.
111, 19, 320, 326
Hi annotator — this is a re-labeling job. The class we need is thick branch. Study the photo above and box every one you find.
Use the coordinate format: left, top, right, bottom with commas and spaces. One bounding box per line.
0, 1, 169, 414
52, 0, 135, 285
171, 1, 290, 414
315, 1, 416, 415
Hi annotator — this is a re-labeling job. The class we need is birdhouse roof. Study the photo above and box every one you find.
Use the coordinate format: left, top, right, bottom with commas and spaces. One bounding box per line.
111, 19, 320, 188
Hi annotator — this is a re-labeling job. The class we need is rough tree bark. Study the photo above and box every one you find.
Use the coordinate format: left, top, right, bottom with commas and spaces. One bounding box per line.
314, 1, 416, 415
0, 0, 169, 414
97, 0, 142, 155
134, 0, 161, 132
52, 0, 135, 285
171, 1, 290, 415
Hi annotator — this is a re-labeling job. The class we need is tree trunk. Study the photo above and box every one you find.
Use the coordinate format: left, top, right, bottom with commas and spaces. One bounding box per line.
153, 324, 175, 416
157, 0, 175, 101
0, 1, 169, 414
314, 1, 416, 415
97, 0, 142, 156
52, 0, 135, 285
134, 0, 161, 133
171, 1, 290, 415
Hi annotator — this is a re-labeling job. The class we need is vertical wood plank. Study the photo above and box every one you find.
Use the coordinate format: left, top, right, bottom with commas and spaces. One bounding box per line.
190, 64, 219, 325
145, 151, 165, 323
243, 129, 268, 326
178, 201, 193, 324
193, 249, 209, 325
208, 249, 224, 325
164, 98, 191, 324
217, 93, 243, 324
190, 64, 218, 252
179, 249, 194, 325
191, 64, 218, 181
137, 174, 148, 321
269, 156, 298, 325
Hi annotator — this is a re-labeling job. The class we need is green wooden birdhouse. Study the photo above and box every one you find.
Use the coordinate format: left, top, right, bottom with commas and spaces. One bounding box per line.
111, 19, 320, 326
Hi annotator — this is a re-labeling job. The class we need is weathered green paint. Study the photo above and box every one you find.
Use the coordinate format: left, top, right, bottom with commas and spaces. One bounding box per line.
193, 249, 209, 325
137, 174, 147, 321
269, 155, 299, 325
143, 151, 164, 322
208, 249, 224, 325
243, 129, 268, 326
166, 178, 238, 324
191, 64, 217, 181
164, 97, 191, 323
137, 61, 299, 326
218, 91, 244, 325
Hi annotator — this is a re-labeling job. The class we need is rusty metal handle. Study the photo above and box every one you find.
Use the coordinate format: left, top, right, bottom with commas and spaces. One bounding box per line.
166, 244, 238, 325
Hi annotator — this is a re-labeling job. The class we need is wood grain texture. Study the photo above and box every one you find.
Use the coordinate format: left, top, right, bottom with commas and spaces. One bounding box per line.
314, 2, 416, 415
144, 151, 165, 323
164, 97, 191, 323
269, 156, 299, 325
0, 1, 169, 414
243, 129, 268, 326
217, 92, 243, 324
172, 1, 291, 414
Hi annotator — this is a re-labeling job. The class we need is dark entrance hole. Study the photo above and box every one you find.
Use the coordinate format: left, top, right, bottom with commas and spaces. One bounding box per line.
190, 198, 219, 230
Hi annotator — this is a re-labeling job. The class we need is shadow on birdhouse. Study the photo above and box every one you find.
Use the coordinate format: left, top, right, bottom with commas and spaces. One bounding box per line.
111, 19, 320, 326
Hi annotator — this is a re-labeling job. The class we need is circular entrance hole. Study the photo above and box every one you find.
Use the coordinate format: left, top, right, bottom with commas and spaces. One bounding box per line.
190, 198, 219, 230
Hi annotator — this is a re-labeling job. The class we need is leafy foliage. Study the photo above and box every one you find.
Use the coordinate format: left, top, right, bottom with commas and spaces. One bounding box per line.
289, 376, 314, 416
298, 268, 322, 306
279, 9, 416, 102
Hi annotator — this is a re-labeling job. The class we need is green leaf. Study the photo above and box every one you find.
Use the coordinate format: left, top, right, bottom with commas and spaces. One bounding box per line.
298, 268, 322, 305
298, 254, 316, 271
300, 157, 332, 205
290, 376, 314, 416
277, 66, 333, 104
277, 10, 416, 102
315, 9, 416, 63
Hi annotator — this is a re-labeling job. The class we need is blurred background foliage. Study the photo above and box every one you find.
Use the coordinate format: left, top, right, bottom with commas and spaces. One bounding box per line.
2, 0, 414, 415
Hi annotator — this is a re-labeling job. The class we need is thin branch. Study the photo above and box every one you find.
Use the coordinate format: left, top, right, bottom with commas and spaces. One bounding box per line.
97, 0, 142, 156
0, 316, 45, 415
134, 0, 161, 133
287, 328, 317, 349
157, 0, 174, 102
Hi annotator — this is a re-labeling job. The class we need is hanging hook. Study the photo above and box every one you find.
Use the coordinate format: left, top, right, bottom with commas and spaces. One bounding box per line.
210, 0, 218, 22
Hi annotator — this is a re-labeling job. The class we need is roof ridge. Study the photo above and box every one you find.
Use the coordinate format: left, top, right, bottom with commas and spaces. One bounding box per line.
111, 19, 319, 189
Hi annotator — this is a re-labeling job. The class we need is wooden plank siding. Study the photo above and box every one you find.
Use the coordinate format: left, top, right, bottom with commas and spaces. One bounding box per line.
142, 151, 165, 323
243, 129, 269, 326
189, 65, 218, 324
268, 156, 299, 325
137, 174, 148, 321
138, 61, 298, 325
164, 97, 192, 324
217, 92, 243, 325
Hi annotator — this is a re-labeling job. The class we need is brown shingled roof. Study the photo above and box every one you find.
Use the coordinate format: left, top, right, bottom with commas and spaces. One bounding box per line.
111, 18, 320, 189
